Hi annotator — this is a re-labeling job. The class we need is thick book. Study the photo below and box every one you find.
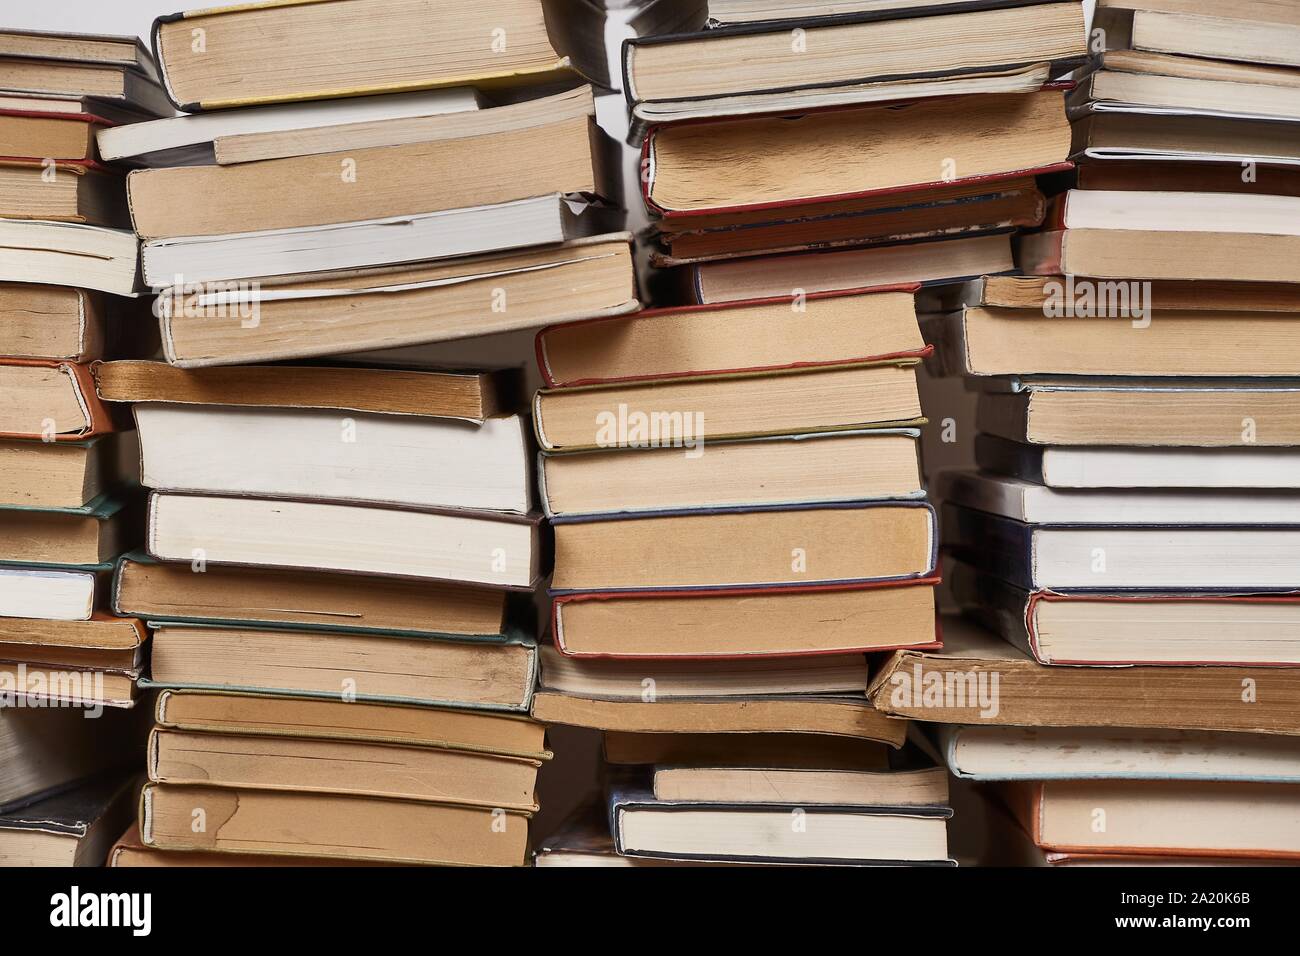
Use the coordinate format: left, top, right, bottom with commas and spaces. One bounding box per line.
0, 284, 107, 361
95, 361, 517, 422
134, 405, 534, 515
976, 379, 1300, 447
1094, 0, 1300, 69
0, 661, 136, 708
531, 690, 908, 745
0, 708, 138, 813
0, 564, 105, 621
140, 784, 531, 865
541, 430, 923, 519
536, 287, 925, 388
937, 469, 1300, 525
552, 578, 939, 658
0, 158, 127, 227
0, 433, 134, 509
943, 500, 1300, 590
0, 29, 157, 77
944, 273, 1300, 313
154, 689, 550, 758
551, 501, 937, 592
0, 774, 138, 867
0, 494, 134, 567
623, 1, 1085, 108
607, 783, 952, 865
0, 219, 139, 296
97, 87, 482, 166
642, 90, 1072, 217
125, 108, 608, 240
145, 622, 539, 712
1072, 108, 1300, 167
110, 826, 356, 867
949, 561, 1300, 667
942, 725, 1300, 782
689, 232, 1015, 303
114, 553, 526, 639
0, 104, 112, 163
1018, 189, 1300, 282
869, 615, 1300, 735
150, 0, 609, 111
150, 234, 637, 367
926, 302, 1300, 378
974, 432, 1300, 489
0, 612, 144, 671
148, 727, 545, 811
0, 56, 171, 116
144, 492, 542, 589
139, 193, 613, 287
533, 362, 924, 452
0, 359, 114, 441
1003, 778, 1300, 858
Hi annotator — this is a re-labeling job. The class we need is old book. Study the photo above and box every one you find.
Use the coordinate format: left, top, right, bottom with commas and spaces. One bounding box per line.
0, 160, 127, 227
1095, 0, 1300, 68
0, 220, 138, 295
0, 57, 170, 115
140, 784, 530, 865
147, 623, 538, 711
652, 761, 949, 806
533, 363, 924, 452
95, 362, 516, 422
551, 502, 936, 591
0, 284, 106, 361
0, 774, 137, 866
949, 274, 1300, 312
869, 615, 1300, 735
0, 496, 133, 566
145, 493, 540, 588
0, 614, 143, 670
114, 554, 522, 638
0, 433, 134, 508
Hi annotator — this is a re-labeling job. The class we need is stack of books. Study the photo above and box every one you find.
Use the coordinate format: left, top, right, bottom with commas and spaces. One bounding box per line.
0, 28, 166, 867
78, 0, 642, 867
529, 285, 950, 862
625, 0, 1088, 300
915, 0, 1300, 865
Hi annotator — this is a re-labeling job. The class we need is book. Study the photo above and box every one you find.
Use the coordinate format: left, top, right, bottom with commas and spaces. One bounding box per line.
140, 784, 531, 865
0, 662, 136, 708
1018, 190, 1300, 282
110, 826, 359, 867
0, 29, 157, 77
652, 759, 949, 806
124, 108, 609, 240
149, 234, 637, 366
974, 432, 1300, 489
94, 362, 517, 422
941, 726, 1300, 782
943, 500, 1300, 590
134, 405, 534, 515
150, 0, 609, 111
536, 288, 925, 387
144, 492, 541, 589
0, 433, 135, 508
1094, 0, 1300, 69
688, 233, 1016, 303
0, 360, 114, 441
926, 303, 1300, 378
0, 565, 104, 620
0, 219, 138, 296
1003, 778, 1300, 857
0, 103, 116, 162
0, 774, 138, 866
0, 708, 137, 812
976, 380, 1300, 447
0, 613, 143, 671
937, 469, 1300, 525
949, 562, 1300, 666
943, 273, 1300, 313
552, 579, 939, 658
869, 615, 1300, 734
0, 283, 106, 361
623, 2, 1085, 109
146, 623, 539, 711
148, 727, 545, 811
533, 362, 924, 452
700, 0, 994, 26
531, 691, 909, 743
0, 159, 127, 227
551, 502, 936, 592
643, 90, 1072, 216
97, 87, 482, 166
1075, 157, 1300, 195
603, 732, 895, 767
139, 193, 613, 287
0, 56, 171, 116
538, 644, 870, 698
608, 783, 952, 864
0, 495, 133, 567
541, 430, 923, 519
114, 554, 525, 639
1072, 109, 1300, 166
154, 690, 550, 757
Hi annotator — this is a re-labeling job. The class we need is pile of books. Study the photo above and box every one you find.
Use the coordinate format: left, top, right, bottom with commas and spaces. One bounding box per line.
0, 27, 167, 867
916, 0, 1300, 864
28, 0, 638, 868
